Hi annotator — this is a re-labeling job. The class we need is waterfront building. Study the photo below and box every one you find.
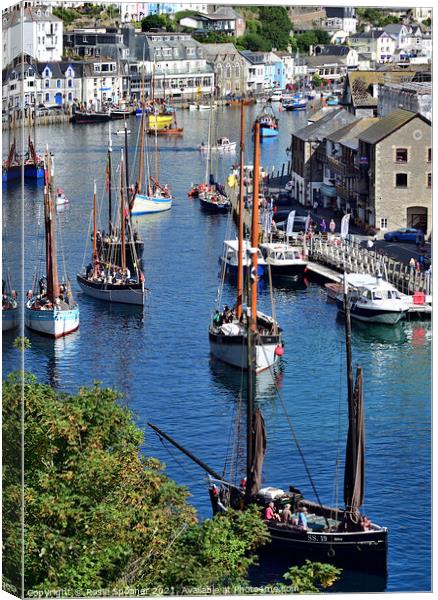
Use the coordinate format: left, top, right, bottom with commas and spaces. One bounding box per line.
289, 107, 357, 207
357, 109, 431, 234
202, 43, 246, 98
2, 54, 38, 110
2, 3, 62, 69
348, 29, 396, 64
305, 46, 357, 84
124, 29, 214, 99
180, 6, 246, 38
239, 51, 269, 94
324, 118, 379, 215
378, 80, 431, 122
275, 51, 308, 87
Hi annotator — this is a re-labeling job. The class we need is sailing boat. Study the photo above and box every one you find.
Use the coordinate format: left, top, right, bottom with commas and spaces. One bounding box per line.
24, 100, 44, 178
2, 113, 21, 183
208, 116, 282, 373
131, 63, 172, 216
25, 149, 79, 337
77, 149, 146, 306
147, 109, 183, 136
148, 275, 388, 572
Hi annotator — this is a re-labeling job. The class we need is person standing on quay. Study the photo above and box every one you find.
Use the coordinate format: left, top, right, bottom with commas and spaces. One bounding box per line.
329, 219, 336, 234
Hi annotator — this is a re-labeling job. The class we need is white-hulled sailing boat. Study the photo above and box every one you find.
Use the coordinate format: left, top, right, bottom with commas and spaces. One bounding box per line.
25, 149, 79, 337
77, 149, 146, 306
208, 110, 283, 373
131, 57, 172, 216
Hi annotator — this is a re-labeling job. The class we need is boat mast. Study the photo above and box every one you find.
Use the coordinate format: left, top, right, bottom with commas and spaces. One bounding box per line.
250, 121, 261, 334
120, 149, 126, 272
92, 180, 98, 276
138, 61, 145, 195
108, 127, 112, 230
153, 62, 159, 183
44, 150, 60, 302
236, 100, 245, 319
124, 118, 129, 204
343, 276, 354, 414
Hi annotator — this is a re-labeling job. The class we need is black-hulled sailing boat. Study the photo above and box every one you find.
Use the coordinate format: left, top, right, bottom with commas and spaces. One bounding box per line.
77, 148, 146, 306
24, 100, 44, 179
97, 123, 144, 273
148, 276, 388, 572
208, 114, 282, 373
2, 114, 20, 183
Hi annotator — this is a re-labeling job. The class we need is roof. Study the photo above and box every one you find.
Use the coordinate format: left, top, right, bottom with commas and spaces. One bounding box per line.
350, 30, 387, 40
327, 118, 379, 149
210, 7, 241, 20
383, 24, 405, 37
314, 45, 351, 56
305, 55, 347, 67
307, 106, 338, 123
294, 108, 357, 142
2, 5, 61, 28
325, 7, 356, 19
359, 109, 429, 145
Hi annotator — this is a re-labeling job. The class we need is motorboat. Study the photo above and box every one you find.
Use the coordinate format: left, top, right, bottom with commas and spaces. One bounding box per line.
55, 188, 69, 206
335, 273, 409, 325
220, 239, 266, 279
260, 242, 307, 277
198, 138, 237, 153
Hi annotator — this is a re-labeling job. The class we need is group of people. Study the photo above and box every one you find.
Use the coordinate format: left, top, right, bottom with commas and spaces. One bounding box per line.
213, 304, 235, 327
264, 501, 309, 530
409, 254, 431, 273
86, 262, 133, 285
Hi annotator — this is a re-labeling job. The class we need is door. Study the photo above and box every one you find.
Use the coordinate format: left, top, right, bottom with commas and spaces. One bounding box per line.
55, 92, 62, 105
407, 206, 428, 233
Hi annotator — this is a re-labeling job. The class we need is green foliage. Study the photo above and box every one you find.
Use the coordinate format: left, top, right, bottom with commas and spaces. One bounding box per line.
141, 14, 175, 32
82, 3, 103, 18
237, 33, 270, 52
423, 18, 431, 28
13, 336, 31, 351
356, 8, 401, 27
194, 32, 235, 44
174, 10, 200, 22
2, 375, 272, 594
52, 6, 80, 25
282, 560, 342, 593
312, 74, 323, 88
245, 19, 261, 35
258, 6, 292, 51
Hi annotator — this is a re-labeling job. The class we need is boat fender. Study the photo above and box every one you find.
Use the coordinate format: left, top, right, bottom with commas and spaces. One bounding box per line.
274, 345, 285, 357
327, 547, 335, 558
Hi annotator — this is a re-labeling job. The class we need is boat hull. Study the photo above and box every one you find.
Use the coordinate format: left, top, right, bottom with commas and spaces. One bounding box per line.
260, 127, 279, 138
2, 307, 19, 331
267, 262, 307, 277
131, 193, 172, 215
336, 299, 406, 325
266, 522, 387, 572
25, 304, 79, 338
199, 198, 230, 213
2, 165, 21, 182
24, 164, 44, 179
110, 110, 131, 120
77, 274, 145, 306
147, 114, 173, 129
209, 329, 281, 373
219, 257, 265, 279
72, 112, 111, 124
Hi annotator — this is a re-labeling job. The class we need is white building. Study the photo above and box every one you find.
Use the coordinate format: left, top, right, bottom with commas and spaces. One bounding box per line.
324, 7, 357, 35
2, 4, 63, 69
348, 29, 396, 64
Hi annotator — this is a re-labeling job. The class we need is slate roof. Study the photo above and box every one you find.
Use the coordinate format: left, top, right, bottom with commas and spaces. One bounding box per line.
327, 118, 379, 149
314, 45, 351, 56
359, 108, 429, 145
350, 30, 386, 40
305, 55, 347, 67
383, 24, 405, 37
325, 7, 356, 19
210, 7, 241, 20
294, 108, 357, 142
3, 5, 61, 28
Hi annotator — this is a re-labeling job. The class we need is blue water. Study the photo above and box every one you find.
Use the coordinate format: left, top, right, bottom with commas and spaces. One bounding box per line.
2, 105, 431, 592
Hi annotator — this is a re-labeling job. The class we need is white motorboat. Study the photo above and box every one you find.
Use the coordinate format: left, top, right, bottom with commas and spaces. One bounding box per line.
220, 239, 266, 279
335, 273, 409, 325
260, 242, 307, 277
55, 188, 69, 205
198, 138, 237, 153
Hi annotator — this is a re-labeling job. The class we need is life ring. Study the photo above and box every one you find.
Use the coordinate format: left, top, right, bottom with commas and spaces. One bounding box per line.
327, 547, 335, 558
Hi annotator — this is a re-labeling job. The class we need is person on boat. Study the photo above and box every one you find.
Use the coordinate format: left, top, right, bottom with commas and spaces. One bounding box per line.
213, 310, 223, 326
297, 506, 308, 530
281, 504, 294, 524
264, 502, 280, 522
361, 515, 371, 531
320, 218, 327, 233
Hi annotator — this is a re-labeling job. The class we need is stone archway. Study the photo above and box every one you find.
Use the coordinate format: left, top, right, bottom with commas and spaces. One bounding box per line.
407, 206, 428, 232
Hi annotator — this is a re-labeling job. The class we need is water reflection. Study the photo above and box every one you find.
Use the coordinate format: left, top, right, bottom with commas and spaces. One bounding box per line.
26, 329, 80, 388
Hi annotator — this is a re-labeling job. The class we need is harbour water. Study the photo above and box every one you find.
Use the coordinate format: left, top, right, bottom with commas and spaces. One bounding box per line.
2, 105, 431, 592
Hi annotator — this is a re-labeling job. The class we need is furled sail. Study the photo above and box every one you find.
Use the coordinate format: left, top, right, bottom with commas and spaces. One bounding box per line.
343, 366, 365, 528
247, 408, 266, 498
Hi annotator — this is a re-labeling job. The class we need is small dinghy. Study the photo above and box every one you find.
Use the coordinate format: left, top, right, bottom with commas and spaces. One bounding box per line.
55, 188, 69, 205
114, 129, 131, 135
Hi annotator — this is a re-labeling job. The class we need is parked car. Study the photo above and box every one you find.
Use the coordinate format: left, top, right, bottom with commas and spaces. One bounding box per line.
383, 228, 424, 243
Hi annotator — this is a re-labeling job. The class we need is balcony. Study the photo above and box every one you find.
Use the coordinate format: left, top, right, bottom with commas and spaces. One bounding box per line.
335, 182, 356, 201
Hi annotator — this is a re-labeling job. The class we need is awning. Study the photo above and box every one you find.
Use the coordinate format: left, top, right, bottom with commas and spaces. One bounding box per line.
320, 183, 337, 198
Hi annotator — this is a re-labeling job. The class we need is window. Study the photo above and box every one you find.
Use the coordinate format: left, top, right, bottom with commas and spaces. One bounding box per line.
427, 148, 431, 162
56, 79, 61, 88
226, 64, 231, 78
380, 217, 388, 229
68, 92, 72, 101
395, 173, 408, 187
45, 92, 50, 102
68, 79, 72, 88
395, 148, 408, 163
45, 79, 49, 88
235, 65, 240, 78
427, 173, 431, 188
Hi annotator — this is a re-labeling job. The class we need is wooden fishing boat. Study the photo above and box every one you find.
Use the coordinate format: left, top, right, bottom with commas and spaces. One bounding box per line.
257, 105, 279, 138
227, 97, 255, 107
2, 124, 21, 182
209, 115, 283, 373
24, 106, 44, 178
147, 276, 388, 573
147, 110, 183, 136
71, 109, 111, 124
77, 151, 146, 307
199, 191, 230, 213
25, 150, 79, 337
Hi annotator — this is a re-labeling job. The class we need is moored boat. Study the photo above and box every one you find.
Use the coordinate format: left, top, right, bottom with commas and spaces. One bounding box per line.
198, 137, 237, 153
25, 149, 79, 337
257, 105, 279, 138
260, 242, 307, 277
71, 109, 111, 124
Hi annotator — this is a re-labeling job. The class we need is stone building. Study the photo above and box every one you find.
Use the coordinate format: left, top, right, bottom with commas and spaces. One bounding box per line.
357, 109, 432, 234
202, 43, 246, 98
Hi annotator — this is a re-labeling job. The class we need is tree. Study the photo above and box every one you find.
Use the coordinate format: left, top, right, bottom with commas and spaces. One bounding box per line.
141, 14, 174, 32
314, 30, 331, 45
312, 74, 323, 88
258, 6, 292, 51
295, 31, 318, 53
237, 32, 270, 52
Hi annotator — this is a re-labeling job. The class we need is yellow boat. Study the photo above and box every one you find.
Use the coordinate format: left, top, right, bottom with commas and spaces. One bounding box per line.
147, 113, 173, 129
